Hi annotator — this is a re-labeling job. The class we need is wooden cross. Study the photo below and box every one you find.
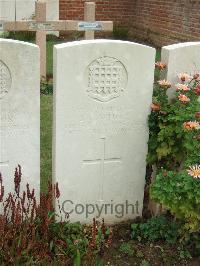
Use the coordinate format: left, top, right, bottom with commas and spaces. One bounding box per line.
83, 138, 121, 201
0, 1, 113, 78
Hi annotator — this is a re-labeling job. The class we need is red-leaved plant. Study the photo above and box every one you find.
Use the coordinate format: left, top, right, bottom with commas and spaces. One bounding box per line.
0, 166, 112, 264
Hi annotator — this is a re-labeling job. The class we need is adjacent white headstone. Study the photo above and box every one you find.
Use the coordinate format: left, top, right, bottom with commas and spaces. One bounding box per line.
161, 42, 200, 96
0, 0, 59, 35
0, 0, 58, 21
0, 39, 40, 200
53, 40, 155, 223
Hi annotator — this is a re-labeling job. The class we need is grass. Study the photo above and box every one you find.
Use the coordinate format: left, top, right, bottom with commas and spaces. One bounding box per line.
156, 48, 161, 61
40, 94, 53, 192
46, 39, 63, 76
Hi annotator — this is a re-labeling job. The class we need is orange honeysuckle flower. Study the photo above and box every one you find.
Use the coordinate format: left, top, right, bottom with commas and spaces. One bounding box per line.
187, 165, 200, 179
158, 79, 171, 89
177, 73, 192, 82
175, 83, 190, 91
178, 94, 190, 103
155, 61, 167, 70
151, 103, 161, 112
183, 121, 200, 130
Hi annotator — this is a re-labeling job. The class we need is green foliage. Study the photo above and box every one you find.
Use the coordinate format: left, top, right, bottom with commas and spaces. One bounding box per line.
41, 78, 53, 95
148, 78, 200, 168
49, 222, 88, 259
151, 170, 200, 233
185, 232, 200, 257
131, 215, 200, 257
148, 67, 200, 247
154, 50, 161, 81
131, 216, 179, 245
3, 31, 35, 41
140, 260, 150, 266
178, 248, 192, 260
155, 49, 161, 62
113, 26, 129, 40
119, 242, 135, 256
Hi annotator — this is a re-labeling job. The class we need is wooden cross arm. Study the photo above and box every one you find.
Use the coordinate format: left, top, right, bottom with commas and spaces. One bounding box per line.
1, 20, 113, 32
1, 21, 65, 31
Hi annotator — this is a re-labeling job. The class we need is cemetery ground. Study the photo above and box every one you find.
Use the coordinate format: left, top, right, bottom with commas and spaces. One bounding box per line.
0, 34, 200, 265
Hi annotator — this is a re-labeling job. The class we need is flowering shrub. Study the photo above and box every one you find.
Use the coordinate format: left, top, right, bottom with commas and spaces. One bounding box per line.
148, 66, 200, 168
0, 166, 112, 264
150, 170, 200, 232
148, 64, 200, 234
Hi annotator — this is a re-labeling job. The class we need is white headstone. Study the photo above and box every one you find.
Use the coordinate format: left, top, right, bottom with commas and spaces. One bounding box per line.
53, 40, 155, 223
0, 0, 59, 35
0, 39, 40, 200
0, 0, 58, 21
161, 42, 200, 96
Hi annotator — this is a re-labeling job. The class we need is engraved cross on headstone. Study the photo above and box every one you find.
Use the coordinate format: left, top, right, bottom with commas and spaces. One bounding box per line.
0, 1, 113, 78
83, 138, 121, 201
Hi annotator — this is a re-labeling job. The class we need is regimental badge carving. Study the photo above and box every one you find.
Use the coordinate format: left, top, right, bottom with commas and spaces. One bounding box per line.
0, 60, 11, 99
87, 57, 128, 102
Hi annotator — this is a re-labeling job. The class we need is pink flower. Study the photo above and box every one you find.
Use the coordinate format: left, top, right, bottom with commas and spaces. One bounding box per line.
151, 103, 161, 112
194, 85, 200, 95
178, 94, 190, 103
177, 73, 192, 82
183, 121, 200, 130
195, 112, 200, 119
155, 61, 167, 71
175, 83, 190, 91
158, 79, 171, 89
